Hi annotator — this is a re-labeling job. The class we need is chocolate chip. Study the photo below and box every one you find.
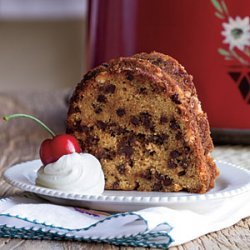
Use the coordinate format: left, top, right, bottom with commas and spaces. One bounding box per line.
141, 169, 152, 180
139, 112, 153, 130
155, 172, 171, 187
108, 122, 118, 130
120, 134, 133, 144
152, 182, 162, 191
74, 106, 81, 113
96, 120, 107, 131
95, 107, 102, 114
176, 107, 182, 115
112, 181, 119, 189
139, 111, 150, 121
73, 120, 81, 130
137, 133, 145, 141
92, 103, 102, 114
170, 150, 181, 159
79, 139, 85, 150
178, 170, 186, 176
86, 135, 99, 145
100, 148, 115, 160
152, 58, 163, 66
134, 182, 140, 190
130, 112, 154, 131
116, 164, 126, 174
184, 146, 191, 154
97, 94, 107, 103
162, 176, 173, 186
116, 108, 126, 117
110, 124, 124, 137
118, 140, 134, 157
171, 93, 181, 104
116, 126, 127, 135
180, 159, 189, 168
160, 115, 168, 124
126, 72, 134, 81
128, 159, 134, 167
123, 146, 133, 157
127, 135, 136, 144
155, 172, 163, 180
130, 116, 140, 126
168, 159, 177, 168
149, 134, 168, 145
103, 84, 116, 94
110, 132, 116, 137
139, 87, 147, 94
170, 119, 180, 130
175, 132, 182, 140
70, 93, 82, 104
84, 68, 100, 81
78, 125, 90, 133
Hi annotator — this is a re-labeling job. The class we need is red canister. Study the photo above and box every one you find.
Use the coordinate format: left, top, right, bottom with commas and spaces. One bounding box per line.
87, 0, 250, 135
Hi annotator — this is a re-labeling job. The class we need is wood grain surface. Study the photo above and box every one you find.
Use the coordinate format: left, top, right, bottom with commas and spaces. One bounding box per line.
0, 90, 249, 250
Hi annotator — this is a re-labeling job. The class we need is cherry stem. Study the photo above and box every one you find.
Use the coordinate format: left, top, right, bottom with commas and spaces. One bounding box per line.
3, 113, 56, 137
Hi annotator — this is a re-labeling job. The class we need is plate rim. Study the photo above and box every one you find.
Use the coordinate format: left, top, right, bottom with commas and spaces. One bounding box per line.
3, 159, 250, 204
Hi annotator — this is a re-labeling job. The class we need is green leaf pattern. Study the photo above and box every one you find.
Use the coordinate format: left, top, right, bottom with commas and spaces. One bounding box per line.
215, 12, 224, 19
218, 48, 230, 56
211, 0, 223, 13
221, 0, 229, 16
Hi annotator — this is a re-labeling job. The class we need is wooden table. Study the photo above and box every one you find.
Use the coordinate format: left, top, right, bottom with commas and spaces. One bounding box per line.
0, 90, 249, 250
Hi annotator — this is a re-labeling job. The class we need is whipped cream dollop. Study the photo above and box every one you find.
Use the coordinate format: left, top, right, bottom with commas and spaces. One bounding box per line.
36, 153, 105, 195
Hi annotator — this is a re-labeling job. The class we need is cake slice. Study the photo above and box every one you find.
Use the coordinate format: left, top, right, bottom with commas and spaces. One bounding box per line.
66, 54, 219, 193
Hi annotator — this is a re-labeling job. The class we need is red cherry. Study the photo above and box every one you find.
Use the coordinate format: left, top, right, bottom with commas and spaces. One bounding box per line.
39, 134, 82, 165
3, 114, 82, 165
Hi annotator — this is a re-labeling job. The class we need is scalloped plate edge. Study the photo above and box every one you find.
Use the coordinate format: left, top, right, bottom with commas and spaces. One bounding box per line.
2, 159, 250, 204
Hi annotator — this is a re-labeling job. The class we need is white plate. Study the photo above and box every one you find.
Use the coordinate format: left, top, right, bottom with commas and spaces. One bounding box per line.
3, 160, 250, 212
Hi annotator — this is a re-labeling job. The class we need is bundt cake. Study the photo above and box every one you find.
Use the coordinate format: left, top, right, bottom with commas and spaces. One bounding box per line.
66, 52, 219, 193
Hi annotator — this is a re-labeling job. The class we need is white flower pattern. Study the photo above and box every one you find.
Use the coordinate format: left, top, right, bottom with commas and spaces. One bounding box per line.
211, 0, 250, 103
221, 16, 250, 51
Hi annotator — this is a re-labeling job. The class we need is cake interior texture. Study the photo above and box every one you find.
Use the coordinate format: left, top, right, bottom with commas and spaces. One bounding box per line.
67, 52, 219, 193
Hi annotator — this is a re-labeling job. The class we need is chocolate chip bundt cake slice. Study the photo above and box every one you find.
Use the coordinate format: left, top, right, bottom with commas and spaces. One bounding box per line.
67, 54, 218, 193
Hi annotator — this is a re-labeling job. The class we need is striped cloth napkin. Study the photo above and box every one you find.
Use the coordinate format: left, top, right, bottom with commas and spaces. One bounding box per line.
0, 191, 249, 249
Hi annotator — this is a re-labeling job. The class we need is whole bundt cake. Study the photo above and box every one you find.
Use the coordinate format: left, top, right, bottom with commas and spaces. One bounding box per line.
66, 52, 219, 193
